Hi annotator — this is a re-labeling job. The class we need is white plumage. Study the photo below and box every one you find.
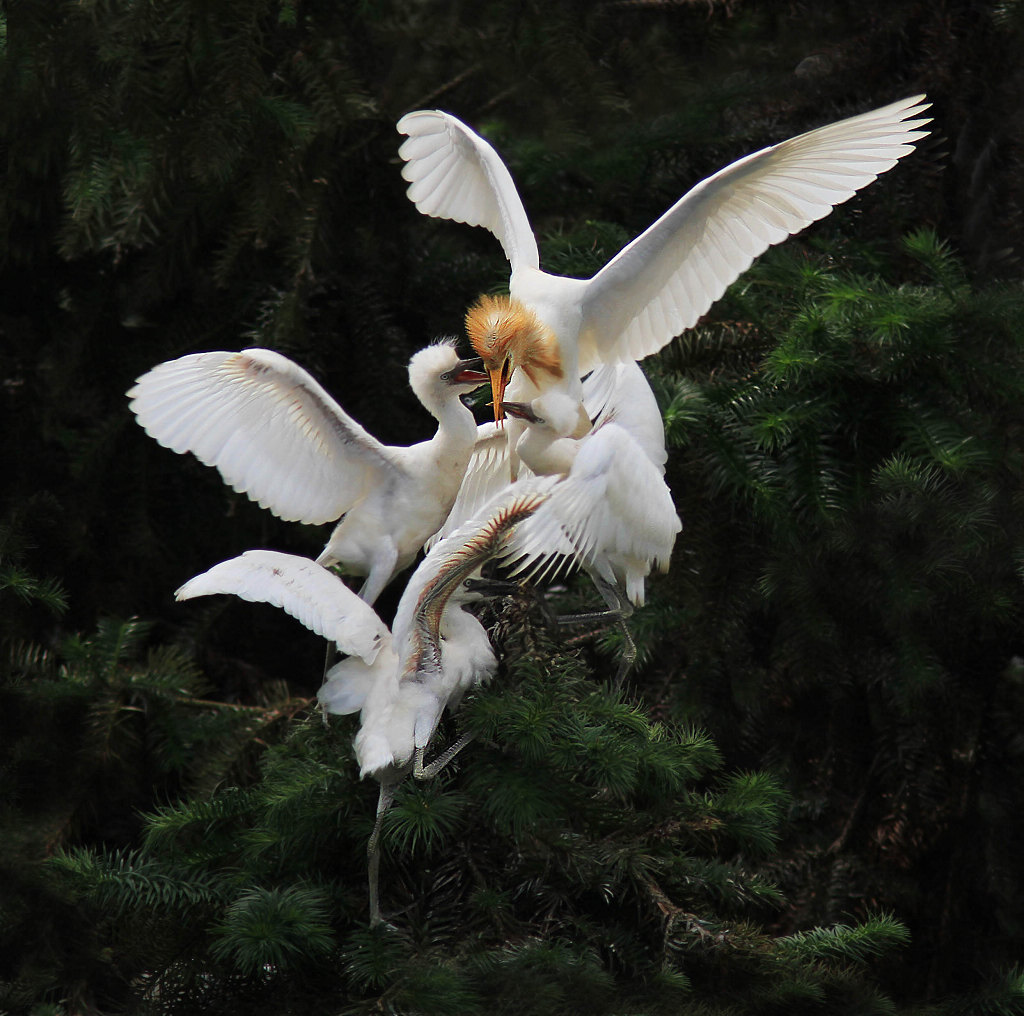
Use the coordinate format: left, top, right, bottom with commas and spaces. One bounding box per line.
129, 342, 487, 604
176, 549, 390, 664
398, 97, 931, 408
430, 358, 666, 545
504, 396, 681, 611
174, 484, 555, 925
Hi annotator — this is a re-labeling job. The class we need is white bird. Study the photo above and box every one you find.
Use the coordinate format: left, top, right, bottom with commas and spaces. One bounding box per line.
501, 392, 683, 676
129, 341, 487, 604
397, 98, 931, 447
430, 357, 667, 546
175, 483, 553, 925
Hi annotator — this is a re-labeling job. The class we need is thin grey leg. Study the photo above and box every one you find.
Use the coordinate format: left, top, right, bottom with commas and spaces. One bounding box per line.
556, 571, 637, 683
413, 733, 477, 781
367, 781, 397, 927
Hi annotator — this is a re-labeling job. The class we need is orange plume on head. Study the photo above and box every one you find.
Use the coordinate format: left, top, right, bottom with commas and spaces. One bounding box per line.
465, 295, 563, 421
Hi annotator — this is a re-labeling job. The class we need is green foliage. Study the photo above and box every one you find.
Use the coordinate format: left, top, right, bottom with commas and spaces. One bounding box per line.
210, 885, 336, 975
15, 638, 911, 1014
4, 0, 1024, 1012
651, 232, 1024, 994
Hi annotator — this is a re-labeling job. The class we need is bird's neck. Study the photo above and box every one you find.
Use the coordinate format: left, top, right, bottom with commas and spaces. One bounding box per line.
514, 428, 579, 477
427, 393, 478, 451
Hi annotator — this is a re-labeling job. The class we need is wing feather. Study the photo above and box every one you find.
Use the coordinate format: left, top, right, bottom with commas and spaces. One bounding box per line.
578, 95, 931, 371
508, 426, 680, 587
175, 550, 391, 663
128, 349, 404, 525
398, 110, 540, 272
424, 422, 534, 549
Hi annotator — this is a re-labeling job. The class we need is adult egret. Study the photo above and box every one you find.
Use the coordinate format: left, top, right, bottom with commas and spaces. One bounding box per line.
398, 98, 931, 425
129, 341, 487, 604
501, 393, 682, 676
176, 484, 554, 924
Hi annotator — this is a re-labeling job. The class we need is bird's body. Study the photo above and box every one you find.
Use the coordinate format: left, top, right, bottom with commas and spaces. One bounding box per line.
429, 358, 666, 547
503, 396, 681, 611
398, 98, 932, 435
129, 342, 486, 604
176, 483, 553, 925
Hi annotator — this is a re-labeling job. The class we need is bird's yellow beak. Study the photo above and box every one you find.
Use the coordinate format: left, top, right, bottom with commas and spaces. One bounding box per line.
487, 360, 511, 423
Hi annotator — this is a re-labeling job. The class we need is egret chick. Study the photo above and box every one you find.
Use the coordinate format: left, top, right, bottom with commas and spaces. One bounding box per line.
176, 484, 553, 925
129, 342, 486, 603
502, 395, 682, 676
430, 358, 666, 545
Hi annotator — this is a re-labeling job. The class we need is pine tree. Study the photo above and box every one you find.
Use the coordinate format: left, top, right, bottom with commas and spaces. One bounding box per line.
649, 230, 1024, 999
38, 620, 918, 1015
5, 0, 1024, 1012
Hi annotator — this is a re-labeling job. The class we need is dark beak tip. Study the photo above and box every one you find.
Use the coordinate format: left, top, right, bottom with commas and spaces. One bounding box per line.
500, 400, 533, 422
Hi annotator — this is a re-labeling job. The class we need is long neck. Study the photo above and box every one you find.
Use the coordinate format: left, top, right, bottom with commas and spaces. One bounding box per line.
515, 427, 578, 477
426, 392, 478, 456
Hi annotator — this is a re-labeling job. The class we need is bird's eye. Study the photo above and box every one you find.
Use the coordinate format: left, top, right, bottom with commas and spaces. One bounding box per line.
440, 371, 451, 381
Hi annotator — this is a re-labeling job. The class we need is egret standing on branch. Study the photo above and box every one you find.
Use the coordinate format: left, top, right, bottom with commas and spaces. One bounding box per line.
501, 394, 682, 676
129, 342, 487, 604
175, 483, 555, 925
397, 97, 931, 459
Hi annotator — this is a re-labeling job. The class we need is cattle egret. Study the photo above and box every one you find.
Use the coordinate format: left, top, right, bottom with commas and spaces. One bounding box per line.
129, 342, 487, 604
176, 484, 554, 924
398, 98, 931, 428
502, 395, 682, 676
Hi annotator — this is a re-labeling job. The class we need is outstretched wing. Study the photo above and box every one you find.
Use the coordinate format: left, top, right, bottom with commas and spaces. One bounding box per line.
398, 110, 540, 273
128, 348, 404, 525
176, 550, 390, 663
577, 95, 931, 371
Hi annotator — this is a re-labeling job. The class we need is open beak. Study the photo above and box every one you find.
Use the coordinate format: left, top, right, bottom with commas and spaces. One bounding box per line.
500, 400, 538, 423
450, 356, 488, 386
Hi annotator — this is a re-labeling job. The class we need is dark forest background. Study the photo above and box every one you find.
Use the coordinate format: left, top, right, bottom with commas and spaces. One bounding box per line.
4, 1, 1024, 1013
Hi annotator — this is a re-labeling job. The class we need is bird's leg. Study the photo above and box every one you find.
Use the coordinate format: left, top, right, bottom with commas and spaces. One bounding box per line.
464, 576, 561, 634
413, 732, 476, 781
318, 639, 333, 727
556, 573, 637, 683
356, 543, 400, 606
367, 780, 398, 928
612, 621, 638, 685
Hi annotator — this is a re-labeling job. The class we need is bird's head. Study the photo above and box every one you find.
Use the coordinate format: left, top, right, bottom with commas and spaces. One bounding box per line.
408, 341, 488, 411
465, 295, 563, 422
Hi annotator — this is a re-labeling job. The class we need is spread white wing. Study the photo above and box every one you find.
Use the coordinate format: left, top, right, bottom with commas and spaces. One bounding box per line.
397, 109, 540, 273
175, 550, 391, 664
397, 100, 930, 378
577, 95, 931, 370
508, 424, 681, 588
128, 348, 404, 525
